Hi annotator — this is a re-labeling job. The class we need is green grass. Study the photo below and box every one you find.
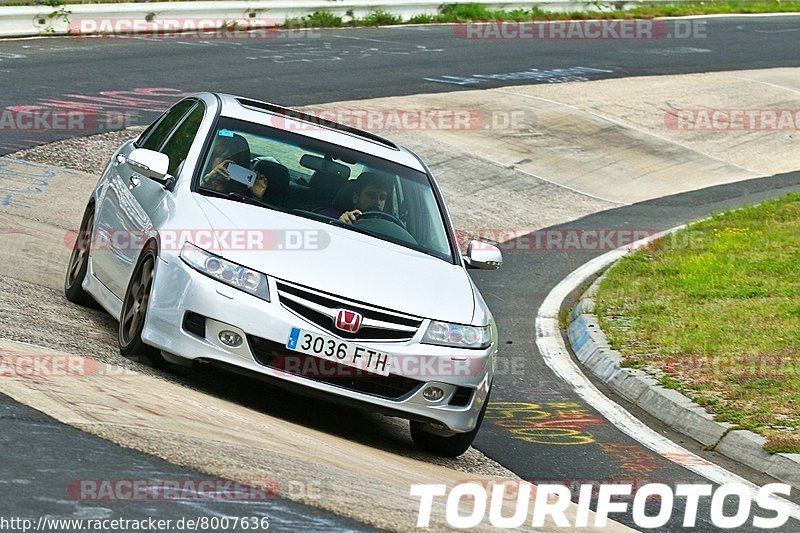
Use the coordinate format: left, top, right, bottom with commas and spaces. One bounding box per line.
14, 1, 800, 32
356, 9, 403, 26
290, 2, 800, 27
282, 1, 800, 29
595, 194, 800, 452
284, 11, 343, 29
6, 0, 800, 9
626, 0, 800, 16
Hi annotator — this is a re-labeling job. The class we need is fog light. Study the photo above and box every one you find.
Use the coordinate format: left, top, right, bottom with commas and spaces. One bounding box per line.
423, 386, 444, 402
219, 330, 242, 348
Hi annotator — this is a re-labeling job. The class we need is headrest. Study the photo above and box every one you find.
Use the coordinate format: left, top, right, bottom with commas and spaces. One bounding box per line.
253, 159, 290, 199
214, 133, 251, 168
332, 180, 358, 211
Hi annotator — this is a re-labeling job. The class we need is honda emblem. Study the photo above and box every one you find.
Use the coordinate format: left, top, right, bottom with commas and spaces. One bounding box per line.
335, 309, 363, 333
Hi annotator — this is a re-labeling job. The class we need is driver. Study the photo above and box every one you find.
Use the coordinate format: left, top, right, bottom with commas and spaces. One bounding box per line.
325, 172, 391, 225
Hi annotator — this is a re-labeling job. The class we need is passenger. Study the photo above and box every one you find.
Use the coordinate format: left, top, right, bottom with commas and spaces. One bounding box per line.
201, 133, 267, 201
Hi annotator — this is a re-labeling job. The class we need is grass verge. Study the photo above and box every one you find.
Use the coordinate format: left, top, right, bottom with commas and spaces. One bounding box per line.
594, 194, 800, 452
282, 1, 800, 29
10, 1, 800, 35
8, 1, 800, 16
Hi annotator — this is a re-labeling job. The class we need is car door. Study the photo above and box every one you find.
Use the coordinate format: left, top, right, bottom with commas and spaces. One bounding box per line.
92, 99, 204, 298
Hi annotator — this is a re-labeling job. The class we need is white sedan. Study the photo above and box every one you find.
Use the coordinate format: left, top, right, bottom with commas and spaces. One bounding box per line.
65, 92, 502, 457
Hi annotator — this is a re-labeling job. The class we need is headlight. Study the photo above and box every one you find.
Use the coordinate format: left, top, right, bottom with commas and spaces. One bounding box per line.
422, 321, 492, 349
180, 242, 270, 302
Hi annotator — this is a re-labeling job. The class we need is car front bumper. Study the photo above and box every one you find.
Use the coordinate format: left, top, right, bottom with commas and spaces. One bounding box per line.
141, 255, 495, 434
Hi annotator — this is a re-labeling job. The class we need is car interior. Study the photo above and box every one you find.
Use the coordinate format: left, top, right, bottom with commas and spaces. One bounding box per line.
196, 122, 453, 261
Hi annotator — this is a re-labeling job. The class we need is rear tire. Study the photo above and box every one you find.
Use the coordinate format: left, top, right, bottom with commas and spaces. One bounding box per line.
64, 205, 96, 306
118, 244, 168, 369
410, 391, 490, 457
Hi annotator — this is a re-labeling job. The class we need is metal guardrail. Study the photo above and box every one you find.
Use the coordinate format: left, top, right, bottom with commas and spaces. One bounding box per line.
0, 0, 716, 38
0, 0, 267, 2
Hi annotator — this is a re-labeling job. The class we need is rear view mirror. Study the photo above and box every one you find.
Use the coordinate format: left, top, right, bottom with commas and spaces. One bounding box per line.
127, 148, 170, 183
299, 154, 350, 179
464, 240, 502, 270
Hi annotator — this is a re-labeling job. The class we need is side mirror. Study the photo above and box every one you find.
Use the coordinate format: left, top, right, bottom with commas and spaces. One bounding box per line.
464, 240, 502, 270
127, 148, 172, 186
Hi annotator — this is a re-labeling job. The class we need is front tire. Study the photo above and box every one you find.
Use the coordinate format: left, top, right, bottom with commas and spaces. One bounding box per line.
118, 243, 167, 368
64, 206, 96, 306
410, 391, 490, 457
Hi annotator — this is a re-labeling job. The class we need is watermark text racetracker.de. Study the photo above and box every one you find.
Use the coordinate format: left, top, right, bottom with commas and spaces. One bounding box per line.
63, 227, 713, 254
67, 17, 319, 39
665, 108, 800, 130
460, 227, 722, 252
411, 481, 792, 528
64, 228, 330, 253
0, 108, 138, 132
663, 353, 800, 381
455, 19, 706, 40
270, 107, 534, 132
67, 478, 321, 501
460, 228, 660, 252
0, 516, 270, 532
270, 352, 493, 379
0, 352, 135, 378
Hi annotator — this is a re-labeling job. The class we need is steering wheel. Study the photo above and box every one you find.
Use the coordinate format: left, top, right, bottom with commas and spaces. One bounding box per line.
355, 210, 405, 228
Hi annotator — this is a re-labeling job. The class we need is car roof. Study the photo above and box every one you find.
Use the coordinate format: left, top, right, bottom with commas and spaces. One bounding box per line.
209, 92, 427, 173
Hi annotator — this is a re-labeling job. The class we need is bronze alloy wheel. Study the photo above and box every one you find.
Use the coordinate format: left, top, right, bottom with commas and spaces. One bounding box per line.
118, 247, 167, 367
64, 207, 95, 306
120, 253, 154, 348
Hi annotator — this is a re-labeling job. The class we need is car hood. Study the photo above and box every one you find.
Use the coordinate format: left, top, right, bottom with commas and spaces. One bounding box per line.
193, 195, 476, 323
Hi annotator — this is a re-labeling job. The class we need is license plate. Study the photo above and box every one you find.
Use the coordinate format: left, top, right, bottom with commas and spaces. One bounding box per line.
286, 327, 393, 377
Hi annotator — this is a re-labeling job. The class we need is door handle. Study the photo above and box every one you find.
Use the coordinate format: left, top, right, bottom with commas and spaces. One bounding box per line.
115, 154, 127, 166
129, 176, 141, 189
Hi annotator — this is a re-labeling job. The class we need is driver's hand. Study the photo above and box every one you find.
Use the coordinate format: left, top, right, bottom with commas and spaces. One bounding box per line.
338, 209, 362, 224
250, 173, 268, 200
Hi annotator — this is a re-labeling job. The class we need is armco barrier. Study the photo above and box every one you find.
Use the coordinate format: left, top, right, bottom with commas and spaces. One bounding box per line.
0, 0, 695, 38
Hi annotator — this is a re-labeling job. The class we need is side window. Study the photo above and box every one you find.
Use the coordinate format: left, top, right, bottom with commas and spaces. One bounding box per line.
137, 100, 196, 151
161, 104, 205, 175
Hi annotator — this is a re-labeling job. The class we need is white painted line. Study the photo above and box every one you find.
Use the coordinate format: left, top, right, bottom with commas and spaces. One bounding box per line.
726, 74, 800, 95
754, 28, 800, 33
535, 229, 800, 519
333, 34, 414, 45
495, 88, 765, 176
477, 153, 628, 206
423, 76, 481, 86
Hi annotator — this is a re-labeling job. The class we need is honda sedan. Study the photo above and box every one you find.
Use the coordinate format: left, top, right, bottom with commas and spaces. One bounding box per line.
65, 93, 502, 456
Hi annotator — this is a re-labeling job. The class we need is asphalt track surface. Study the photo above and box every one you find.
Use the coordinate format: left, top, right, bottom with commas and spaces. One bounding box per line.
2, 15, 800, 531
1, 16, 800, 153
0, 394, 375, 532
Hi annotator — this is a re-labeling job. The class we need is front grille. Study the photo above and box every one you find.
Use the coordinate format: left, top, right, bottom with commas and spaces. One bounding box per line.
247, 335, 423, 400
275, 281, 422, 341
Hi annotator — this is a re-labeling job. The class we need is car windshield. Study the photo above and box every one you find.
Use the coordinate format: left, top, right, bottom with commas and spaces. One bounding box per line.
196, 117, 454, 262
